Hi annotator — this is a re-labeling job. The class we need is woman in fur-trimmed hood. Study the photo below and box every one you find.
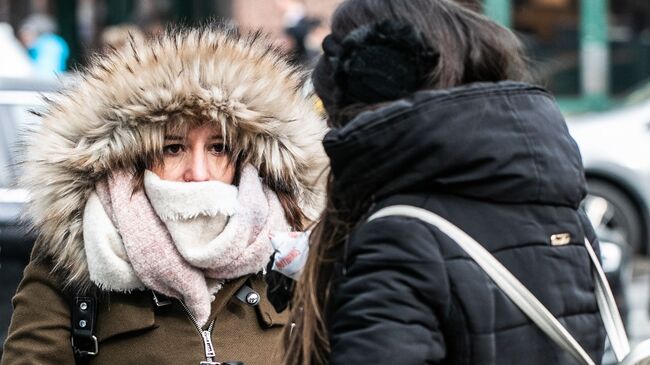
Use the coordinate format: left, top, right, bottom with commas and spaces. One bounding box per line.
2, 26, 327, 365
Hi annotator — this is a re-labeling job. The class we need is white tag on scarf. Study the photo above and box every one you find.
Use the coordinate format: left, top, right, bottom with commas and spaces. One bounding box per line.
269, 231, 310, 280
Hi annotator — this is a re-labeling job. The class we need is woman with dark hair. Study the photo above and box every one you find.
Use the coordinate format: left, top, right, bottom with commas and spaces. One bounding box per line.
286, 0, 606, 364
2, 27, 327, 364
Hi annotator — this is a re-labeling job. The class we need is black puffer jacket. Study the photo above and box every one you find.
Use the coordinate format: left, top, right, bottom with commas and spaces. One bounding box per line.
323, 82, 605, 365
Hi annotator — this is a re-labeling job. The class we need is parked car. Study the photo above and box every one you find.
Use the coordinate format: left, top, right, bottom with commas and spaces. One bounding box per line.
566, 82, 650, 255
565, 83, 650, 345
0, 77, 60, 356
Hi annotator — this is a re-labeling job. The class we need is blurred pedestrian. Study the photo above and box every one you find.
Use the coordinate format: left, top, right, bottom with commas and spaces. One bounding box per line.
1, 26, 326, 365
99, 24, 145, 52
284, 16, 321, 65
0, 23, 35, 77
286, 0, 606, 364
275, 0, 322, 66
18, 13, 69, 77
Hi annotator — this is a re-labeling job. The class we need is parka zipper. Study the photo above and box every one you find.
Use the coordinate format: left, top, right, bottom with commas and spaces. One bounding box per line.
179, 300, 218, 365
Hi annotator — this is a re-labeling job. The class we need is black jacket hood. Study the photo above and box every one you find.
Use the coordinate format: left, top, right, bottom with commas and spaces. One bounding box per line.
323, 81, 586, 209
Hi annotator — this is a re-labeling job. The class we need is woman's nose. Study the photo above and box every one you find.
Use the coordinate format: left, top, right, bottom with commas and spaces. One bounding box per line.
183, 152, 210, 182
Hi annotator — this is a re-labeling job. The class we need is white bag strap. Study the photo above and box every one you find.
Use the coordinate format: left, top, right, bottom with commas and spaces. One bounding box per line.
583, 234, 630, 360
367, 205, 632, 365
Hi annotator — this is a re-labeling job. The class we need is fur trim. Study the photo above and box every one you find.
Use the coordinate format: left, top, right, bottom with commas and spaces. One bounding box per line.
21, 26, 328, 292
143, 170, 239, 221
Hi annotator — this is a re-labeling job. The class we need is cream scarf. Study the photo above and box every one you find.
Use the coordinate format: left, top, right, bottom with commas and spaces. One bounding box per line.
82, 165, 290, 326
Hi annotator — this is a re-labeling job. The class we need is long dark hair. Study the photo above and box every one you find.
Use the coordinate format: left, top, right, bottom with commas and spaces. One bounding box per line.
286, 1, 528, 364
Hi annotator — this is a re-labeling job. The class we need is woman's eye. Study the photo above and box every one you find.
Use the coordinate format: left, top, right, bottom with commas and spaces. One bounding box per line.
210, 143, 227, 154
163, 144, 184, 155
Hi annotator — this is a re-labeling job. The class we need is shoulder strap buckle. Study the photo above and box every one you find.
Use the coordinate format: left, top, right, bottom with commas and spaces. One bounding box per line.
71, 335, 99, 356
152, 291, 172, 306
71, 296, 99, 359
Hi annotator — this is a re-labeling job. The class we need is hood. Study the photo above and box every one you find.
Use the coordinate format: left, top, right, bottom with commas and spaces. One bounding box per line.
21, 27, 328, 290
324, 81, 586, 211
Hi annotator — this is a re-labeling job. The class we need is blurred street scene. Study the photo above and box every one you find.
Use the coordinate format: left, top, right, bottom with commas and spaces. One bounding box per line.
604, 258, 650, 364
0, 0, 648, 98
630, 259, 650, 342
0, 0, 340, 77
2, 0, 650, 363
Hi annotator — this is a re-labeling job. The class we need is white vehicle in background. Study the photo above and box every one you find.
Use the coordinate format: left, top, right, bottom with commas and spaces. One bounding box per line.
567, 81, 650, 255
0, 23, 35, 78
565, 83, 650, 339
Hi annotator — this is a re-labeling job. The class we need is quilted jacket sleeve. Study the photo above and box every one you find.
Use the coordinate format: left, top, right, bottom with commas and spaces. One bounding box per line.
1, 259, 75, 365
327, 216, 451, 365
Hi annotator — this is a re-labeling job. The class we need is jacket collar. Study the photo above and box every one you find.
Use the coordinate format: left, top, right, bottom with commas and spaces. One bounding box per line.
324, 81, 586, 210
96, 275, 287, 342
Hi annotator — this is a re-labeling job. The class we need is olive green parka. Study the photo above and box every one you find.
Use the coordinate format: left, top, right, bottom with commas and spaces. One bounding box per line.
3, 258, 290, 364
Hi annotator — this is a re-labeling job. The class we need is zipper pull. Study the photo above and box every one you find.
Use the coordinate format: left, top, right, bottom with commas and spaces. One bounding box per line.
200, 330, 217, 364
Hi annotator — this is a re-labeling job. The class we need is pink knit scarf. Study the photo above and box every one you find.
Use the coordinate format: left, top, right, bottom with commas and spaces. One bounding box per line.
94, 165, 289, 326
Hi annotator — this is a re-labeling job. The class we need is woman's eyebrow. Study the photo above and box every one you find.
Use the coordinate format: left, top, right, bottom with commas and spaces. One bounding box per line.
164, 135, 183, 141
209, 135, 224, 139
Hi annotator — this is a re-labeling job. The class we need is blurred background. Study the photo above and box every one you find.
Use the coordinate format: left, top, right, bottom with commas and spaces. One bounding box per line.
0, 0, 648, 103
1, 0, 650, 363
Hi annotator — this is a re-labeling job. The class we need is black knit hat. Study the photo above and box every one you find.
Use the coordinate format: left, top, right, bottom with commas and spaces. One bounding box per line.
313, 20, 438, 121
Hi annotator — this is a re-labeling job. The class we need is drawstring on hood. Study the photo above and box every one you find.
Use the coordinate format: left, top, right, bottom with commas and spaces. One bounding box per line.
21, 26, 328, 293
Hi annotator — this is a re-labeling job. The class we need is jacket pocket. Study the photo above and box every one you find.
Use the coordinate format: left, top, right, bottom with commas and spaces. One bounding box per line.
95, 291, 157, 342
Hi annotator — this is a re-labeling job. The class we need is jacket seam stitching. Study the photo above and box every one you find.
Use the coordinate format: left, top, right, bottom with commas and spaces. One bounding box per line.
507, 96, 543, 201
